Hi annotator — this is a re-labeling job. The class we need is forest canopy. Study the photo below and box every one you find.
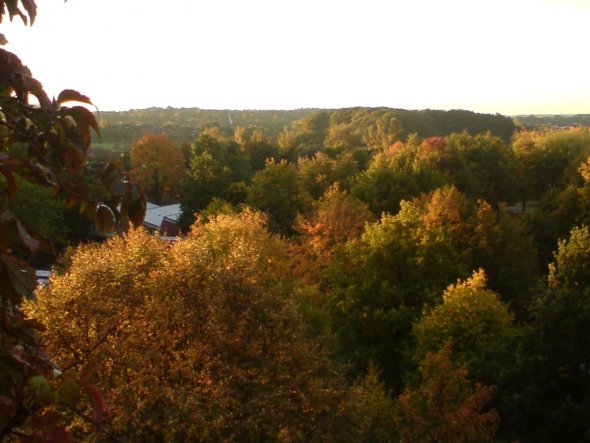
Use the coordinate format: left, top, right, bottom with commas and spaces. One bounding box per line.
5, 1, 590, 442
95, 107, 516, 149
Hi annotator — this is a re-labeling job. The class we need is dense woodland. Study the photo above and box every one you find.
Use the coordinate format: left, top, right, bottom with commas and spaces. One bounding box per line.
4, 2, 590, 442
14, 105, 590, 442
94, 107, 516, 149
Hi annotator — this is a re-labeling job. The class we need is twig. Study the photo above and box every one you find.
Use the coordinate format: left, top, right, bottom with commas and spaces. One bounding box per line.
60, 322, 121, 372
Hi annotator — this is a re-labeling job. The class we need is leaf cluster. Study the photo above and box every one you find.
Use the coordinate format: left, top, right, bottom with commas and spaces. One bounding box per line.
0, 2, 146, 438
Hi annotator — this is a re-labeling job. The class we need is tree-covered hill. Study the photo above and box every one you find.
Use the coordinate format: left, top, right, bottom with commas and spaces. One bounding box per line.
95, 107, 317, 147
95, 107, 516, 148
515, 114, 590, 129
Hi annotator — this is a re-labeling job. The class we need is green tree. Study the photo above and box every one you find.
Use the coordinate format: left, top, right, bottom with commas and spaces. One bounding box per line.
363, 114, 402, 150
512, 128, 590, 209
505, 225, 590, 442
444, 131, 517, 206
412, 270, 517, 384
10, 178, 69, 250
247, 159, 311, 235
324, 121, 363, 150
466, 200, 538, 309
529, 154, 590, 267
278, 111, 330, 160
326, 200, 464, 390
234, 126, 279, 171
345, 363, 398, 442
351, 151, 421, 216
328, 185, 537, 390
179, 150, 231, 230
179, 131, 253, 230
406, 186, 538, 311
297, 151, 358, 199
385, 133, 517, 208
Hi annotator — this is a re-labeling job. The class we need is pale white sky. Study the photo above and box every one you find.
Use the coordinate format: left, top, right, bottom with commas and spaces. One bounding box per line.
3, 0, 590, 114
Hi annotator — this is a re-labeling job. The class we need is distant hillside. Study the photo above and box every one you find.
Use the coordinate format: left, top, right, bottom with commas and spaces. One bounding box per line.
94, 108, 317, 148
515, 114, 590, 129
94, 107, 516, 148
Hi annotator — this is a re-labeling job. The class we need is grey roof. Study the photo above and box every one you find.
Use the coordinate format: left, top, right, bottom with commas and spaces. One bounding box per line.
144, 203, 181, 229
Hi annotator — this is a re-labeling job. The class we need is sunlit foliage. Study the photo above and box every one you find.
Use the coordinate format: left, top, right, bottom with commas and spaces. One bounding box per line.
247, 159, 311, 235
291, 185, 373, 284
27, 212, 376, 441
130, 132, 184, 204
394, 344, 499, 443
412, 270, 517, 383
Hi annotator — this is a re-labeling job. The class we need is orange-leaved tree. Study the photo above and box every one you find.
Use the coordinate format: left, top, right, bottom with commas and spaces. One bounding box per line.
394, 343, 499, 443
291, 184, 373, 284
0, 1, 145, 440
27, 211, 383, 441
130, 132, 184, 204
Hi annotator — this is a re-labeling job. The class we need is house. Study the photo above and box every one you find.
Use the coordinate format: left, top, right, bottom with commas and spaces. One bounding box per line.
143, 203, 181, 237
35, 269, 51, 288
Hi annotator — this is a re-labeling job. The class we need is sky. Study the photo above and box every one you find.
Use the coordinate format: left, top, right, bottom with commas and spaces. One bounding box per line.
2, 0, 590, 115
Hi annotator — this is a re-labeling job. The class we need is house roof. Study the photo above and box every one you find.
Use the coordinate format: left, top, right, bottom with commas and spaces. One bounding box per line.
144, 203, 181, 229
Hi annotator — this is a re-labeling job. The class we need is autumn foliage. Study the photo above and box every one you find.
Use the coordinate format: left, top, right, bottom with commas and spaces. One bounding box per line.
130, 132, 184, 204
291, 185, 373, 283
27, 212, 372, 441
394, 344, 499, 443
0, 1, 145, 439
6, 1, 590, 440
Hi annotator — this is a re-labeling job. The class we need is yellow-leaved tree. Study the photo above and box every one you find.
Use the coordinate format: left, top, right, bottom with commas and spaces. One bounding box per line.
412, 270, 517, 384
26, 210, 386, 441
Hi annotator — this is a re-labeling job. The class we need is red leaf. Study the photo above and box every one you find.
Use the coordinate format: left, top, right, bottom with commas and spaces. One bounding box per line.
0, 166, 17, 199
95, 205, 115, 233
0, 395, 15, 418
17, 221, 40, 253
100, 161, 120, 188
57, 89, 93, 107
21, 74, 51, 109
66, 106, 100, 147
84, 384, 110, 425
78, 362, 99, 385
63, 145, 86, 170
20, 0, 37, 26
1, 254, 36, 299
5, 1, 27, 24
45, 428, 73, 443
